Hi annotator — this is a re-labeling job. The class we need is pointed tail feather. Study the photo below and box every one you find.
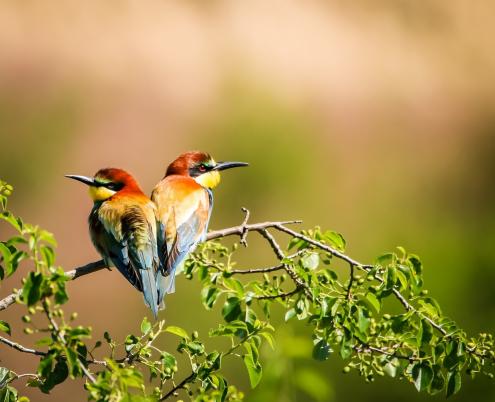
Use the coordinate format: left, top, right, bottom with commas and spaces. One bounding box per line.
138, 252, 159, 319
156, 264, 180, 310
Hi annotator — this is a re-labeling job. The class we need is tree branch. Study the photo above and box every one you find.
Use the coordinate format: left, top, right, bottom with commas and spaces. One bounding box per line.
0, 217, 447, 338
0, 335, 46, 356
273, 223, 448, 336
0, 220, 301, 312
255, 287, 301, 300
159, 372, 195, 401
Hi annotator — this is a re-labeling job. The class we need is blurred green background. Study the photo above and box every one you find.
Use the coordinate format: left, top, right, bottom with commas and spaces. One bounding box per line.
1, 1, 494, 401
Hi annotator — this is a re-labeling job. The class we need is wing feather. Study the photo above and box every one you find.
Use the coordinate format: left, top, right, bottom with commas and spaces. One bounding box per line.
152, 177, 211, 307
90, 200, 160, 317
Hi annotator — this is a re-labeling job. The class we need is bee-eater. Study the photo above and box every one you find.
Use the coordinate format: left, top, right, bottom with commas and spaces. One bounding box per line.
151, 151, 248, 304
66, 168, 161, 317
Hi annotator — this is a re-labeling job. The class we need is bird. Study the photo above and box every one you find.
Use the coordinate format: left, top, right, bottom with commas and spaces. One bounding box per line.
66, 168, 161, 317
151, 151, 248, 306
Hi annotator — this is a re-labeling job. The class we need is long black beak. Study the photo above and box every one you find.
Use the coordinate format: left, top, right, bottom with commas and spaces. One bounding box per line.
213, 161, 249, 171
65, 174, 96, 186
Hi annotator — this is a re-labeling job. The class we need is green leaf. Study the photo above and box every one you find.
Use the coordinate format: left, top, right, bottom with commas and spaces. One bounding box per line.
0, 243, 12, 275
124, 334, 139, 353
357, 308, 370, 334
446, 370, 461, 397
0, 321, 11, 336
376, 253, 396, 266
201, 286, 219, 309
0, 211, 22, 232
312, 339, 331, 361
301, 253, 319, 270
0, 367, 10, 388
364, 292, 381, 314
22, 271, 43, 306
339, 335, 352, 360
165, 326, 189, 339
140, 317, 152, 335
412, 363, 433, 392
223, 277, 244, 296
54, 285, 68, 305
417, 320, 433, 347
323, 231, 346, 251
160, 351, 177, 369
0, 385, 18, 402
284, 308, 296, 322
222, 297, 243, 323
408, 254, 422, 274
259, 331, 275, 350
430, 365, 445, 395
40, 246, 55, 267
383, 358, 400, 378
206, 351, 222, 370
243, 353, 262, 388
287, 237, 307, 251
65, 347, 80, 378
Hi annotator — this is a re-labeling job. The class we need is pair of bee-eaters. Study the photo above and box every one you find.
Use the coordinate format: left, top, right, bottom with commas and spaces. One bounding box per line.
66, 151, 247, 317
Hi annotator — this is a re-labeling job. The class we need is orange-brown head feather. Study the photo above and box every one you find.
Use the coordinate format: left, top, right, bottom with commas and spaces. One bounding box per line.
165, 151, 212, 177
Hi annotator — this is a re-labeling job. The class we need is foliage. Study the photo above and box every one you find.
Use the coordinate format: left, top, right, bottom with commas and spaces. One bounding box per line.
0, 179, 494, 401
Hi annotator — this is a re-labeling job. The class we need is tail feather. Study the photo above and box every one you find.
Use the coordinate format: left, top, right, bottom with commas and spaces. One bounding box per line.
138, 251, 159, 319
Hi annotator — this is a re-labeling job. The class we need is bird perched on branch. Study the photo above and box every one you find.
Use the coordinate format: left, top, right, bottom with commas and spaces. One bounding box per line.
66, 168, 161, 317
152, 151, 248, 305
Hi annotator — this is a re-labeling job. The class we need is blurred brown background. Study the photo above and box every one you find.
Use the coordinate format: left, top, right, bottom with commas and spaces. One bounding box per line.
1, 1, 495, 401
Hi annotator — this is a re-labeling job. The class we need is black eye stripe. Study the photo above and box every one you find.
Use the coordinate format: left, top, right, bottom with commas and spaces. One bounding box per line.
93, 181, 123, 191
189, 163, 213, 177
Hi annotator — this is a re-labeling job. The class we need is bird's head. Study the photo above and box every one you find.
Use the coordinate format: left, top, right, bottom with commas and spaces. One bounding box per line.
165, 151, 248, 189
65, 168, 142, 201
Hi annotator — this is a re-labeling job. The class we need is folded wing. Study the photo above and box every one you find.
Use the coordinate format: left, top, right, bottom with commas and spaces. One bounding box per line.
152, 178, 211, 306
90, 201, 160, 317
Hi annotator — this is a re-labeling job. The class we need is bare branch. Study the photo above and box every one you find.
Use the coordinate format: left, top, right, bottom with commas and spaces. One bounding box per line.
0, 335, 46, 356
231, 264, 285, 275
0, 289, 21, 312
0, 260, 108, 312
206, 220, 302, 242
239, 207, 250, 247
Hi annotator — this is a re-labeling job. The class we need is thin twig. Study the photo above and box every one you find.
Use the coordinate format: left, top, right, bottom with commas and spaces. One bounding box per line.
239, 207, 250, 247
258, 228, 312, 299
0, 335, 46, 356
273, 224, 371, 269
346, 264, 355, 301
0, 334, 106, 366
42, 300, 97, 383
231, 264, 285, 275
354, 344, 416, 362
0, 260, 108, 312
205, 220, 302, 242
274, 224, 448, 336
160, 372, 195, 400
255, 288, 301, 300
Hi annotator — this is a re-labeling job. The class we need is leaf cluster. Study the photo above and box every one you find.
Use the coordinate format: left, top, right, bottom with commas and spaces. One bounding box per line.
0, 180, 494, 401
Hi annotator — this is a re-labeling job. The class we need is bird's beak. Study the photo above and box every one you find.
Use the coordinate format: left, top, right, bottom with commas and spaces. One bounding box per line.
213, 161, 249, 171
64, 175, 96, 186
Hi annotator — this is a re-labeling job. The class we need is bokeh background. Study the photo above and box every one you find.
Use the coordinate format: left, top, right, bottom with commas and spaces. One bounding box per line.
1, 1, 495, 401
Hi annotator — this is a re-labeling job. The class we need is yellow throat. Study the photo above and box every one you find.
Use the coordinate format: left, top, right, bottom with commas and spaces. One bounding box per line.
89, 186, 116, 201
195, 171, 221, 189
